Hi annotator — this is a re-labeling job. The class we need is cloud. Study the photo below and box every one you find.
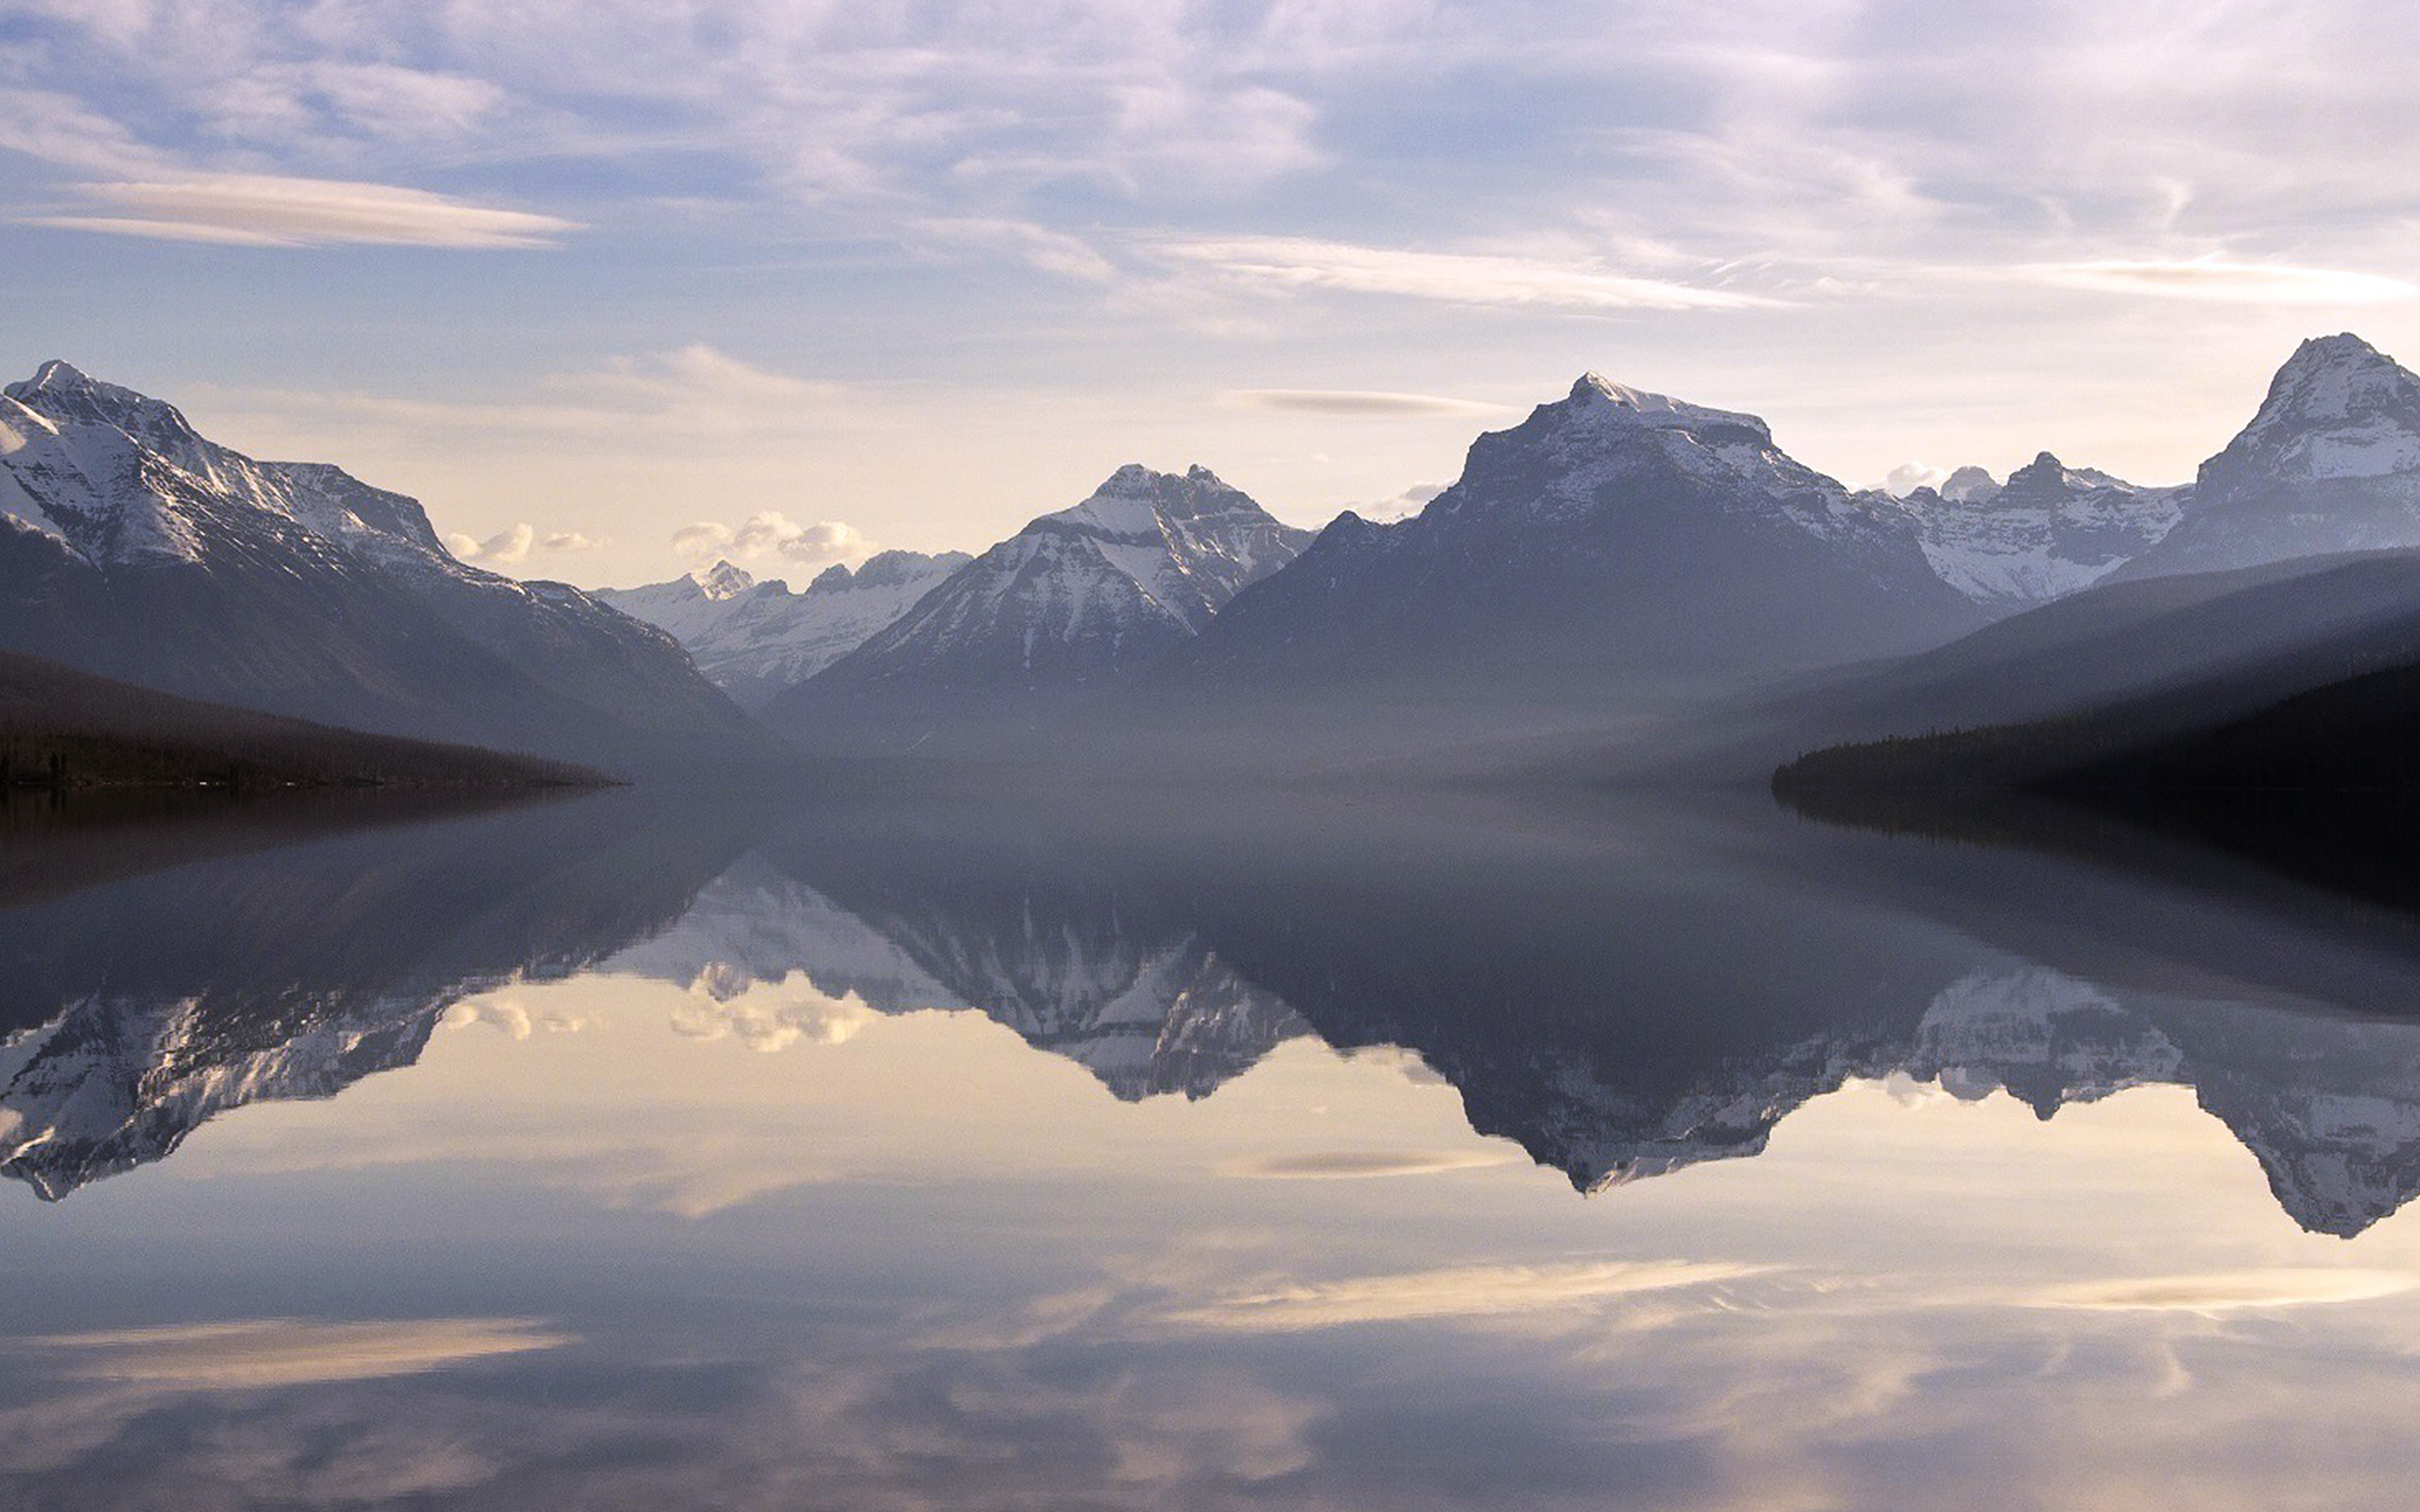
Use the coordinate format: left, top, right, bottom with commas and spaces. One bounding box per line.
2026, 259, 2418, 305
443, 524, 601, 564
1153, 235, 1783, 312
446, 523, 534, 564
1883, 462, 1947, 496
22, 173, 581, 249
671, 513, 866, 566
913, 218, 1118, 283
2028, 1269, 2420, 1315
668, 974, 877, 1053
441, 999, 591, 1040
23, 1317, 568, 1390
1222, 1148, 1512, 1180
1219, 389, 1506, 418
1161, 1259, 1768, 1332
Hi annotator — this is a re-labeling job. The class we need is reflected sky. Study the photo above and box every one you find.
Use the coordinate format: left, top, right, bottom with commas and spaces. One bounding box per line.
6, 786, 2420, 1510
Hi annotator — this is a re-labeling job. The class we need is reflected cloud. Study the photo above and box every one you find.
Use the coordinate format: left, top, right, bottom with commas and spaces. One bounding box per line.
1223, 1148, 1513, 1180
23, 1316, 568, 1390
1163, 1259, 1768, 1332
2029, 1270, 2420, 1315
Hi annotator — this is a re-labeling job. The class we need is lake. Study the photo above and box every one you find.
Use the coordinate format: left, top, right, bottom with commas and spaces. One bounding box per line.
6, 781, 2420, 1510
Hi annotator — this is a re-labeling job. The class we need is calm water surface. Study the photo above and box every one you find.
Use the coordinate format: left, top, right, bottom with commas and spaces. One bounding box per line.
5, 784, 2420, 1510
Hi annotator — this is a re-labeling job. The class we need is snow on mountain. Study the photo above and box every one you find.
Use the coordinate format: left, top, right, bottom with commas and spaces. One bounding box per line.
1902, 452, 2185, 608
2115, 333, 2420, 580
596, 550, 972, 711
0, 360, 769, 771
767, 465, 1311, 753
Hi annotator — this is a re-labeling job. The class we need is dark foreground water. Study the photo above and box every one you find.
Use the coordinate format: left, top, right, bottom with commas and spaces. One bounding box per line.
6, 782, 2420, 1511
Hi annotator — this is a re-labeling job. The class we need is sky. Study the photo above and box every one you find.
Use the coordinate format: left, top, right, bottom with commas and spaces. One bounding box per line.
7, 0, 2420, 588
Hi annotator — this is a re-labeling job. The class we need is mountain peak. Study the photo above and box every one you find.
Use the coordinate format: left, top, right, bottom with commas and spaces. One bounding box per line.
2255, 332, 2416, 426
26, 359, 95, 391
1552, 372, 1774, 445
689, 558, 755, 600
6, 361, 200, 451
1940, 465, 2000, 503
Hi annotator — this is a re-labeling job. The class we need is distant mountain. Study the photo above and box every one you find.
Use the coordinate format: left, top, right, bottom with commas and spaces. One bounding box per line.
1939, 465, 2001, 504
2115, 334, 2420, 579
0, 361, 774, 774
1900, 452, 2184, 609
1122, 374, 1989, 754
767, 464, 1309, 754
0, 646, 601, 790
596, 550, 971, 710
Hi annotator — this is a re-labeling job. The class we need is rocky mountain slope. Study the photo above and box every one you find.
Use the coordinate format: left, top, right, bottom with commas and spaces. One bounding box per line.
0, 361, 772, 774
767, 465, 1309, 754
1899, 453, 2184, 609
2117, 333, 2420, 579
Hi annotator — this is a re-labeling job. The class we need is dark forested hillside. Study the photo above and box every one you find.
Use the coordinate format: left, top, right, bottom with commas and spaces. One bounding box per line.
0, 649, 606, 792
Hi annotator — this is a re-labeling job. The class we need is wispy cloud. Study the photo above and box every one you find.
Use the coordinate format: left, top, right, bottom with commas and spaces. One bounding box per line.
1152, 235, 1780, 312
2028, 1269, 2420, 1315
1219, 389, 1506, 418
23, 173, 580, 249
2025, 259, 2418, 305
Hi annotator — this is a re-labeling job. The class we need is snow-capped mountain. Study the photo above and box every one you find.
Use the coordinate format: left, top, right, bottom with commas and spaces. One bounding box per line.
768, 464, 1310, 753
596, 550, 972, 710
1143, 374, 1989, 740
0, 361, 770, 772
2113, 333, 2420, 580
1901, 452, 2185, 608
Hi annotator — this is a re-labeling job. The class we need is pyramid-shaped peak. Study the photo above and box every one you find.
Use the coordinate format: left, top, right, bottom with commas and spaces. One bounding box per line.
27, 358, 95, 390
2258, 332, 2416, 419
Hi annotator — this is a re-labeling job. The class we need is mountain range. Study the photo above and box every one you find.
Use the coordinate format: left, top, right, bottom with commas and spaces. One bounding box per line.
12, 334, 2420, 777
595, 550, 970, 711
0, 362, 771, 775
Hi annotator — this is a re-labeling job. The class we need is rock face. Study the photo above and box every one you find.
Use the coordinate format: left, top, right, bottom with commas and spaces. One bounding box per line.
596, 550, 972, 711
0, 361, 771, 773
2116, 333, 2420, 579
766, 465, 1309, 753
1903, 453, 2185, 609
1150, 375, 1990, 723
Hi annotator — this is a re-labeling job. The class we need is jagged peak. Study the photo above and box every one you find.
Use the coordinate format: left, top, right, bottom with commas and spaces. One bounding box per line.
2253, 331, 2418, 422
688, 558, 755, 600
1940, 465, 2000, 503
6, 359, 199, 443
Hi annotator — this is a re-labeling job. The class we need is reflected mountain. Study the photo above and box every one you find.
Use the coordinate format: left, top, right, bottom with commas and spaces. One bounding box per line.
0, 791, 753, 1198
639, 790, 2420, 1237
12, 782, 2420, 1236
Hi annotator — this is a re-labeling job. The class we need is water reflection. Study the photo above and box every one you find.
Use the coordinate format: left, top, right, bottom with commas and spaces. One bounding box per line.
7, 784, 2420, 1507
